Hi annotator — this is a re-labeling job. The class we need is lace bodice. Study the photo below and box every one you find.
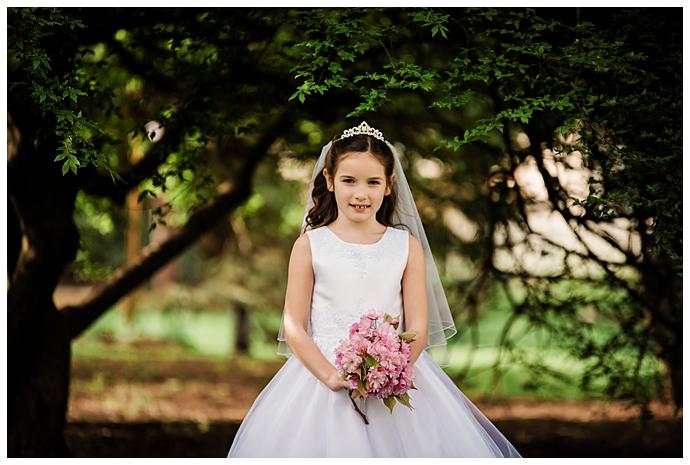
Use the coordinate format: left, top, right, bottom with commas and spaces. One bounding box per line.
304, 225, 410, 363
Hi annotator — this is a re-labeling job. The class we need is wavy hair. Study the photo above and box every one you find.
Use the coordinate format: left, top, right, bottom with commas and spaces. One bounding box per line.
302, 133, 405, 233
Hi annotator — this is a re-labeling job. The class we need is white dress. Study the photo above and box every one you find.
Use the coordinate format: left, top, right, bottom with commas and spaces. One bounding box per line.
227, 225, 522, 458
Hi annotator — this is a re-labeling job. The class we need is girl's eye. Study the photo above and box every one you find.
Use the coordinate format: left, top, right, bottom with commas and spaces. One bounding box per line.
343, 180, 379, 184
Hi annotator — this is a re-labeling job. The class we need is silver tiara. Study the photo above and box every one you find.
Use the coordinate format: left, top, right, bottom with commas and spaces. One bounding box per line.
337, 121, 385, 142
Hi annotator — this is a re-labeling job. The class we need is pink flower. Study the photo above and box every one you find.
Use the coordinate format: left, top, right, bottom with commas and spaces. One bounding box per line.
347, 376, 359, 390
367, 367, 388, 392
334, 311, 417, 421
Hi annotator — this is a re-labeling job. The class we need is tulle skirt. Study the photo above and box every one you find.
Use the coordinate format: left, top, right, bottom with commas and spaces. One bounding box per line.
227, 350, 522, 458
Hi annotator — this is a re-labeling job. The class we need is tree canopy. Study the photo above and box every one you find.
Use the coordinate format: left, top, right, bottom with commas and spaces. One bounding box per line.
7, 7, 681, 456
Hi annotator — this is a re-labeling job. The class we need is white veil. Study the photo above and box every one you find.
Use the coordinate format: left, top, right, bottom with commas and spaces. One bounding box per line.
276, 138, 458, 368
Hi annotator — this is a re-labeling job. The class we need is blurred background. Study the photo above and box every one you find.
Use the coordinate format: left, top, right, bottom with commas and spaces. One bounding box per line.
7, 6, 682, 457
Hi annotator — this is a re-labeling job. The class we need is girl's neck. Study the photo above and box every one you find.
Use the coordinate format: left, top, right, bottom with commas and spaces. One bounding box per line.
328, 219, 386, 234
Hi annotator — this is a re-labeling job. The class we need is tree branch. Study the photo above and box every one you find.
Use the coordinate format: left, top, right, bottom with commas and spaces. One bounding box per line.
61, 113, 291, 339
78, 146, 169, 205
61, 178, 249, 339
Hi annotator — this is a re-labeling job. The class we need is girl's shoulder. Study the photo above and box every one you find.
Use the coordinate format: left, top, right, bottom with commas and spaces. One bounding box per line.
300, 225, 410, 246
301, 225, 325, 238
389, 226, 410, 235
296, 225, 328, 249
293, 229, 317, 254
387, 226, 411, 242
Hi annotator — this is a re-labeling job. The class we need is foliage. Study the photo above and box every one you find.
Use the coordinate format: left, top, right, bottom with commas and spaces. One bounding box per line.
8, 7, 298, 229
71, 192, 125, 281
8, 8, 114, 177
288, 7, 681, 413
8, 7, 681, 415
289, 7, 680, 272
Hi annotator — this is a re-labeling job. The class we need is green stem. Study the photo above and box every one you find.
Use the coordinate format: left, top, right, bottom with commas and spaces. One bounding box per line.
346, 389, 369, 424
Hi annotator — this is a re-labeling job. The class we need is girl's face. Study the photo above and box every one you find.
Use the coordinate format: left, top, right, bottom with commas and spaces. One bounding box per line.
323, 151, 396, 225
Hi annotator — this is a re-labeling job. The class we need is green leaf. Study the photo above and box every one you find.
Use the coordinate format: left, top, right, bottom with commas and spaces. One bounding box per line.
397, 392, 414, 410
137, 189, 153, 203
328, 62, 342, 74
383, 395, 397, 413
357, 376, 367, 398
364, 354, 380, 369
337, 49, 355, 62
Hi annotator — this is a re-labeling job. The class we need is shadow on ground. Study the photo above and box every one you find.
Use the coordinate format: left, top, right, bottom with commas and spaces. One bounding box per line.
65, 418, 681, 457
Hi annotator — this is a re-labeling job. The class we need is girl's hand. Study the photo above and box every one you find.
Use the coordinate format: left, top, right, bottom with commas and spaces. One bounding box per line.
324, 370, 350, 392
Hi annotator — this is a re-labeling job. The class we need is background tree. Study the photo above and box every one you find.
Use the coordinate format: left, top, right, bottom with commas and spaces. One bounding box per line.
7, 7, 302, 455
7, 6, 681, 457
288, 7, 682, 416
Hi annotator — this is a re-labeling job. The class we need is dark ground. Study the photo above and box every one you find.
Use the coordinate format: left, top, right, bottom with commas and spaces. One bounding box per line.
66, 343, 682, 458
64, 418, 681, 458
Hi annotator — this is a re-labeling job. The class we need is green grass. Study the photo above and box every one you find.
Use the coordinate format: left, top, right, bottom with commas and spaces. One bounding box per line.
438, 295, 612, 399
73, 299, 616, 400
73, 305, 284, 360
74, 307, 234, 358
443, 345, 604, 399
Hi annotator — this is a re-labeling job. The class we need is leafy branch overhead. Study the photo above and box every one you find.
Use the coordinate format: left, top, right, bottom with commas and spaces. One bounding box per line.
289, 7, 680, 273
288, 7, 681, 413
6, 12, 681, 455
9, 9, 111, 177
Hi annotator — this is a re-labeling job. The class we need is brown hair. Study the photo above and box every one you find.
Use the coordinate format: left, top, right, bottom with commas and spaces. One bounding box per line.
302, 133, 406, 234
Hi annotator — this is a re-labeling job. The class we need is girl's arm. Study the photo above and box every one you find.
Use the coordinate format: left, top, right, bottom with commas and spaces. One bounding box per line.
402, 233, 430, 365
283, 234, 348, 391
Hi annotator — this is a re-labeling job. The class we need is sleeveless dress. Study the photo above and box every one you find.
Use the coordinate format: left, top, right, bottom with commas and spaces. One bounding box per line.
227, 225, 522, 458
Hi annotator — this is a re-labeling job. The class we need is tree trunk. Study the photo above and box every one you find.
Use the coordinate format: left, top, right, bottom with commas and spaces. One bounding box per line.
8, 306, 72, 457
235, 305, 250, 354
8, 198, 21, 278
8, 109, 80, 456
636, 212, 683, 411
7, 101, 286, 455
641, 261, 683, 411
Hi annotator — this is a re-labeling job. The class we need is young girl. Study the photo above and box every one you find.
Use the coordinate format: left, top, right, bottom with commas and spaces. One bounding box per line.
227, 121, 522, 458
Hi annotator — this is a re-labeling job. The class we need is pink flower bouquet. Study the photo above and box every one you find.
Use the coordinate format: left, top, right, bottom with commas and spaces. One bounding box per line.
334, 311, 417, 424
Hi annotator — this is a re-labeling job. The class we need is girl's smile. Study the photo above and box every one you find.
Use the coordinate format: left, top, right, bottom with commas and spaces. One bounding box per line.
323, 151, 395, 226
350, 204, 370, 212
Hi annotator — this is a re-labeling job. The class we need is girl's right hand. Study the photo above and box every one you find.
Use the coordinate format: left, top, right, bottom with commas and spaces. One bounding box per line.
325, 370, 350, 392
